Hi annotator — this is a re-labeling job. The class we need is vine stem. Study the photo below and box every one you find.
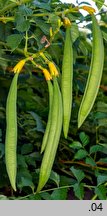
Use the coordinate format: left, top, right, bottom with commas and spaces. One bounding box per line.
15, 184, 94, 200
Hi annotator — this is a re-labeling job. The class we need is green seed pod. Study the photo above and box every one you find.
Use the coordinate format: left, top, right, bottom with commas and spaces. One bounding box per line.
5, 73, 19, 191
61, 27, 73, 138
78, 15, 104, 128
41, 80, 53, 153
37, 78, 63, 192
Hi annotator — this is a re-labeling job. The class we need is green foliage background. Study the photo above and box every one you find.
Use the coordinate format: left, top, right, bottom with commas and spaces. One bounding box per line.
0, 0, 107, 200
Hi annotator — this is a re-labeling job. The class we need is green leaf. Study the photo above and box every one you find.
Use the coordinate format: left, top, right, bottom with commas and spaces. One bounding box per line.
98, 158, 107, 163
21, 143, 33, 155
74, 149, 88, 159
16, 20, 30, 32
79, 131, 90, 146
73, 183, 84, 200
17, 154, 28, 168
60, 175, 76, 186
97, 175, 107, 185
79, 40, 88, 56
18, 5, 33, 16
69, 141, 82, 149
34, 18, 50, 35
97, 101, 107, 113
50, 171, 60, 187
90, 145, 104, 154
6, 34, 23, 51
95, 185, 107, 200
33, 0, 51, 11
48, 44, 62, 64
94, 112, 107, 120
25, 154, 36, 168
71, 23, 79, 43
93, 0, 104, 9
40, 192, 52, 200
102, 31, 107, 42
27, 194, 41, 200
85, 157, 96, 166
28, 111, 44, 133
51, 188, 68, 200
70, 167, 85, 183
17, 167, 35, 192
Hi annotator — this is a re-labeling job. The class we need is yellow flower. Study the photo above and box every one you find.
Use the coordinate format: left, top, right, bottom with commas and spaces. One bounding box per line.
48, 61, 59, 77
42, 69, 52, 81
12, 59, 26, 73
81, 6, 96, 14
63, 17, 71, 27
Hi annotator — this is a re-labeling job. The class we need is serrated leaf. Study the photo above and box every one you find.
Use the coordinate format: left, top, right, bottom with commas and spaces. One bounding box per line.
48, 44, 62, 64
60, 175, 76, 186
74, 149, 88, 160
6, 34, 23, 51
34, 18, 50, 35
94, 0, 104, 9
49, 171, 60, 187
16, 20, 30, 32
97, 175, 107, 185
90, 145, 104, 154
33, 0, 51, 10
79, 40, 88, 56
85, 157, 96, 166
71, 23, 79, 43
79, 132, 90, 146
70, 167, 85, 183
95, 185, 107, 200
18, 5, 33, 16
51, 188, 68, 200
102, 31, 107, 41
73, 183, 84, 200
69, 141, 82, 149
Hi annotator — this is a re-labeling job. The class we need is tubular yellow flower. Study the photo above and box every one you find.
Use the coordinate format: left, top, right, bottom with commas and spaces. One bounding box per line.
63, 17, 71, 27
81, 6, 96, 14
48, 61, 59, 77
43, 69, 52, 81
12, 59, 26, 74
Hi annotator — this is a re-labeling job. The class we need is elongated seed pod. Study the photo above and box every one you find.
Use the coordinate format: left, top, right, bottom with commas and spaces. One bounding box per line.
78, 15, 104, 128
5, 73, 19, 191
37, 78, 63, 192
61, 27, 73, 138
41, 80, 53, 153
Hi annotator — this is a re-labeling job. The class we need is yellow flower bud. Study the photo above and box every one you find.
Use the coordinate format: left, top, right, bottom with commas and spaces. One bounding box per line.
63, 17, 71, 27
42, 69, 52, 81
12, 59, 26, 73
81, 6, 96, 14
49, 27, 53, 37
48, 61, 59, 77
